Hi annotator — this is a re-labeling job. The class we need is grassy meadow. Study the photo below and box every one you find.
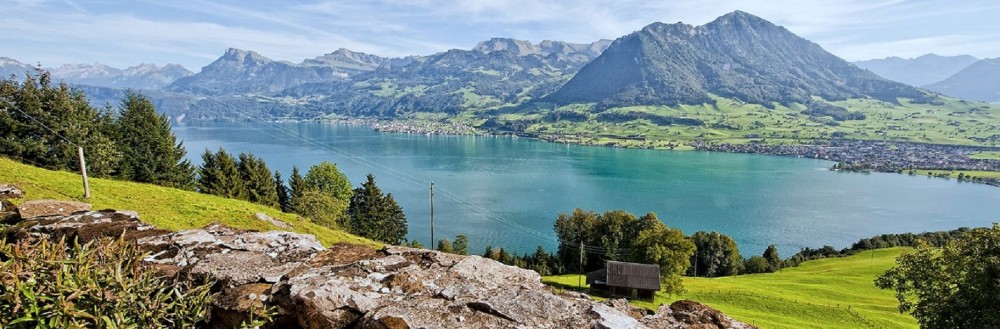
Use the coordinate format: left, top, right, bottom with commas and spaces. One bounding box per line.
0, 157, 377, 247
543, 247, 917, 329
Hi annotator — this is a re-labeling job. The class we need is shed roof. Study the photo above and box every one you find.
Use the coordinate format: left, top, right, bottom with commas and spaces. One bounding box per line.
604, 261, 661, 291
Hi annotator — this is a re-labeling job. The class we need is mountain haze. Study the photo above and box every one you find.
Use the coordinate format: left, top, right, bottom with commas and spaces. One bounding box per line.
547, 11, 924, 109
853, 54, 979, 87
925, 58, 1000, 102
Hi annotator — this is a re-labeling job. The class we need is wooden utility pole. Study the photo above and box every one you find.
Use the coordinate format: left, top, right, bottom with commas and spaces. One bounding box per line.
578, 240, 584, 288
77, 146, 90, 199
429, 181, 435, 249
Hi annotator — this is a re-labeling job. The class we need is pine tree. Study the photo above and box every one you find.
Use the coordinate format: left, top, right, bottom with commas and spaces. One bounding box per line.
347, 174, 408, 244
289, 166, 306, 213
453, 235, 469, 255
237, 152, 278, 207
115, 92, 195, 189
198, 148, 244, 199
275, 170, 291, 213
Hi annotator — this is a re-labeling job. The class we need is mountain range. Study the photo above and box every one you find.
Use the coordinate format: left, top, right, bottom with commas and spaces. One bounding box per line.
3, 10, 998, 123
0, 57, 193, 90
853, 54, 979, 87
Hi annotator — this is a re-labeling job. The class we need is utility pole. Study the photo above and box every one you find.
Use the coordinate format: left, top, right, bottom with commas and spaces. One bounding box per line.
77, 146, 90, 199
578, 240, 584, 288
429, 181, 435, 249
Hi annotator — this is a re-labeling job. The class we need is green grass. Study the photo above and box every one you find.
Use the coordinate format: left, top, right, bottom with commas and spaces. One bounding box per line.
543, 248, 917, 329
0, 157, 378, 247
971, 151, 1000, 160
911, 169, 1000, 180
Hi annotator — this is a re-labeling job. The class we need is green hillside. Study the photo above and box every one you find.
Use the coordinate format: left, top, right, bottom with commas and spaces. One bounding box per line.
0, 157, 377, 247
543, 247, 917, 329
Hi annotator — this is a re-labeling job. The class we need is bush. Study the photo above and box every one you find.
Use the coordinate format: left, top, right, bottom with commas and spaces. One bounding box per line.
0, 237, 213, 328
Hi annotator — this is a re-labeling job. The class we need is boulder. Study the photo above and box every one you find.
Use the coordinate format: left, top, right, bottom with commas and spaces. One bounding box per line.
0, 184, 24, 200
17, 199, 91, 219
640, 300, 758, 329
1, 199, 19, 224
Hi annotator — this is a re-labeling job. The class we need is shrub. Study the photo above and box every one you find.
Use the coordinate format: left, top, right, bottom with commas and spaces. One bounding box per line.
0, 236, 213, 328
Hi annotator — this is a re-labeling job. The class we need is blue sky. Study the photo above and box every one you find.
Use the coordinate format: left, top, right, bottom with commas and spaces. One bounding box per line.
2, 0, 999, 70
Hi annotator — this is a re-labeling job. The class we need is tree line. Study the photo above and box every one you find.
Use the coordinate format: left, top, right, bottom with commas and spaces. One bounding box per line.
1, 70, 195, 188
0, 70, 408, 245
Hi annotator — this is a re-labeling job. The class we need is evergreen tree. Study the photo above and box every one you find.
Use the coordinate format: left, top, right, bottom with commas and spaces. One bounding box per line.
763, 245, 781, 272
347, 174, 408, 244
275, 170, 291, 213
115, 92, 194, 189
197, 148, 244, 198
453, 235, 469, 255
288, 166, 306, 213
237, 152, 278, 207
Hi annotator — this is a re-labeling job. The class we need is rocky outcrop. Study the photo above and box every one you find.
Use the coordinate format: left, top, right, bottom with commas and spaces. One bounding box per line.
16, 199, 92, 219
0, 184, 24, 200
6, 194, 755, 329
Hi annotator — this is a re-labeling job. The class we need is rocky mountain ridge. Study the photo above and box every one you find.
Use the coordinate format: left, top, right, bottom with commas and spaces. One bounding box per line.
546, 11, 925, 109
0, 187, 755, 329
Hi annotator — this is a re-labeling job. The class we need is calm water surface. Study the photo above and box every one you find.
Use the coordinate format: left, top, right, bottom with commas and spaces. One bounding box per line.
172, 122, 1000, 256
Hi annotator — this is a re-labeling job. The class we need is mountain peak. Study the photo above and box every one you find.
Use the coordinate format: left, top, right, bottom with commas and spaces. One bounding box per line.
473, 38, 540, 56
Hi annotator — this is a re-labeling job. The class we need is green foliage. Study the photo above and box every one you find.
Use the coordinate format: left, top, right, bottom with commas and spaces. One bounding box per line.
0, 237, 213, 328
743, 255, 770, 274
629, 219, 696, 295
288, 166, 306, 213
237, 152, 279, 208
453, 235, 469, 255
764, 244, 781, 272
294, 189, 343, 227
688, 231, 743, 277
405, 240, 423, 248
0, 70, 120, 178
114, 92, 195, 189
554, 209, 680, 273
346, 174, 408, 244
301, 162, 352, 224
274, 170, 291, 213
197, 148, 245, 199
437, 238, 453, 253
875, 224, 1000, 328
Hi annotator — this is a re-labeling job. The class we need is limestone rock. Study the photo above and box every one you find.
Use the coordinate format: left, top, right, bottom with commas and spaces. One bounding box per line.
0, 184, 24, 200
640, 300, 758, 329
14, 209, 167, 243
138, 224, 325, 287
257, 212, 291, 228
17, 199, 91, 219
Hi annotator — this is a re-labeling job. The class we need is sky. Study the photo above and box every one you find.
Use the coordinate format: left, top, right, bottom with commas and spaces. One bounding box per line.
2, 0, 999, 70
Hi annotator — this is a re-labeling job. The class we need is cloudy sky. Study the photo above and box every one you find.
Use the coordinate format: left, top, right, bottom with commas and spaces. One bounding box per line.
2, 0, 998, 70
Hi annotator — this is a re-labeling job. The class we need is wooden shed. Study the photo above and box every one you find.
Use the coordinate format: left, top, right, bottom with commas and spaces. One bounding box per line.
586, 261, 660, 300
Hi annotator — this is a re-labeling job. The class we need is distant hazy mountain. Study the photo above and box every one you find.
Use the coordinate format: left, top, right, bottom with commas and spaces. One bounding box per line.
853, 54, 979, 87
301, 48, 416, 78
473, 38, 611, 63
547, 11, 923, 110
925, 58, 1000, 102
48, 62, 193, 90
167, 48, 343, 95
1, 57, 191, 90
0, 57, 36, 79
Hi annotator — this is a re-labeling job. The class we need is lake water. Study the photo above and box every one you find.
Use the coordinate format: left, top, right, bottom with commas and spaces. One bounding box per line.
172, 121, 1000, 257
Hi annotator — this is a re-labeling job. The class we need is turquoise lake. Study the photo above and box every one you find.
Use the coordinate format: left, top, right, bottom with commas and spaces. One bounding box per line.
172, 121, 1000, 257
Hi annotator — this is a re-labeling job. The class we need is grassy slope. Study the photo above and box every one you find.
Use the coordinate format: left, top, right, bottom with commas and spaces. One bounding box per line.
0, 157, 378, 247
543, 248, 916, 329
